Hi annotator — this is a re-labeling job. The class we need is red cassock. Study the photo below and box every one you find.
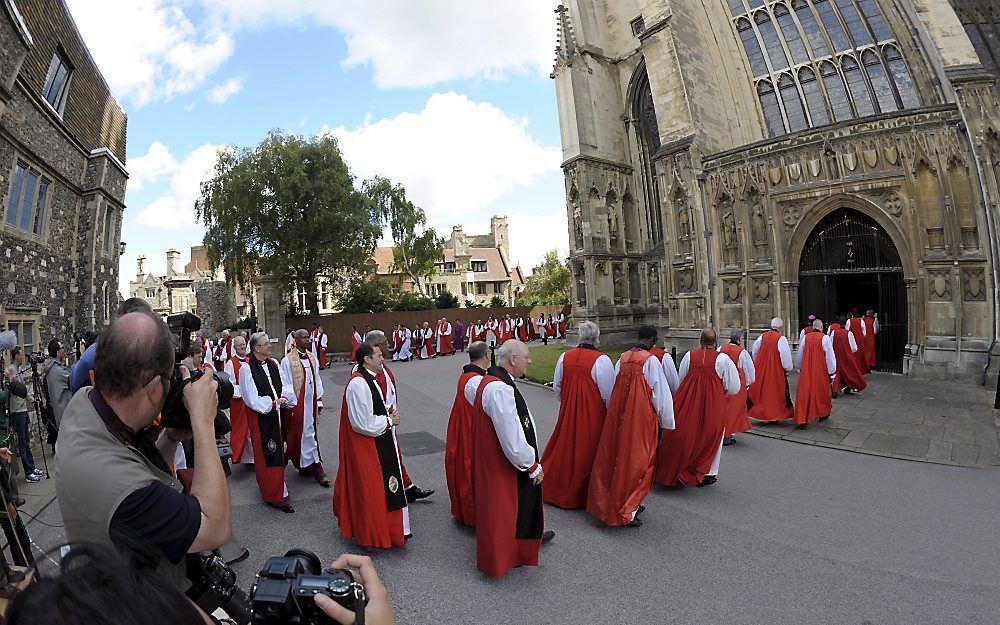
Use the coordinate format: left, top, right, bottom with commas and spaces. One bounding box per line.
350, 333, 361, 363
517, 321, 527, 342
333, 372, 407, 549
527, 318, 537, 341
586, 349, 658, 527
655, 349, 726, 487
847, 317, 870, 375
445, 369, 482, 525
438, 324, 456, 355
227, 356, 249, 463
831, 327, 867, 393
540, 348, 608, 509
748, 330, 794, 421
558, 316, 568, 337
314, 332, 329, 369
795, 330, 832, 425
863, 315, 877, 369
719, 344, 751, 436
424, 332, 436, 358
472, 376, 542, 577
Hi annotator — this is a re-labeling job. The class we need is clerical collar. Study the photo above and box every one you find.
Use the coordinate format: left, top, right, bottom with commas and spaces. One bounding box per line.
463, 363, 487, 375
297, 349, 308, 357
578, 343, 599, 351
634, 343, 651, 351
365, 367, 379, 376
487, 365, 515, 385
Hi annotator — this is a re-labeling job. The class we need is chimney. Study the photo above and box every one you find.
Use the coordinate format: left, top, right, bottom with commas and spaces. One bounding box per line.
452, 225, 467, 256
166, 248, 181, 276
491, 216, 509, 262
137, 255, 147, 277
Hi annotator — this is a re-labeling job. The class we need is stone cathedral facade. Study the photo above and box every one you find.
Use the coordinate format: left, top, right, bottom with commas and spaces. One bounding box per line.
553, 0, 1000, 381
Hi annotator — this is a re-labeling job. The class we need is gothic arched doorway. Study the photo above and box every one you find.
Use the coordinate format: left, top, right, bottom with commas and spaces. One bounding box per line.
798, 208, 907, 373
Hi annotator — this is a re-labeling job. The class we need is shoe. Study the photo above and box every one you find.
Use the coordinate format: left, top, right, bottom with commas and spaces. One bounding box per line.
30, 469, 44, 477
818, 416, 829, 422
541, 530, 555, 543
626, 517, 643, 527
696, 475, 718, 488
637, 505, 646, 514
25, 474, 39, 483
831, 391, 840, 399
404, 533, 413, 541
317, 476, 331, 488
722, 436, 736, 446
405, 486, 435, 502
273, 504, 295, 514
798, 423, 807, 430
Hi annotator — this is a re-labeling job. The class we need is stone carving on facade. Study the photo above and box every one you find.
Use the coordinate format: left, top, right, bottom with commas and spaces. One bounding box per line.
677, 268, 695, 293
608, 206, 619, 246
596, 261, 608, 276
752, 277, 773, 303
723, 278, 741, 304
573, 263, 587, 306
928, 269, 951, 301
960, 227, 980, 252
671, 174, 693, 257
963, 268, 987, 301
782, 203, 804, 228
612, 263, 624, 303
628, 263, 640, 302
862, 144, 879, 169
883, 191, 903, 216
647, 263, 660, 302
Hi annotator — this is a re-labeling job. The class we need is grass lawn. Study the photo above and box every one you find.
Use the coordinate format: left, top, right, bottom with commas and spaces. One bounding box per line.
525, 343, 625, 385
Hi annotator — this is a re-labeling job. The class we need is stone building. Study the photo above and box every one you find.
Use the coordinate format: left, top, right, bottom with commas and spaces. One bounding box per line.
369, 216, 526, 306
130, 246, 251, 319
0, 0, 127, 354
553, 0, 1000, 380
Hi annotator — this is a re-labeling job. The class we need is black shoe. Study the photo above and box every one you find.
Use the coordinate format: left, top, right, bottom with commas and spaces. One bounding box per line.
404, 533, 413, 541
831, 391, 839, 399
798, 423, 807, 430
626, 517, 643, 527
541, 530, 555, 543
818, 416, 829, 422
276, 504, 295, 514
843, 388, 853, 395
723, 436, 736, 446
696, 476, 718, 488
637, 505, 646, 514
405, 486, 435, 502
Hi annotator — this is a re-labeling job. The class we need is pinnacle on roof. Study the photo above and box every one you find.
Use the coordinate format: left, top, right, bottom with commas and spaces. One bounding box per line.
552, 4, 579, 76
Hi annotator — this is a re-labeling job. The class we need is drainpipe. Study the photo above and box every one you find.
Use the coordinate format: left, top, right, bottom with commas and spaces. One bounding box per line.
696, 172, 716, 327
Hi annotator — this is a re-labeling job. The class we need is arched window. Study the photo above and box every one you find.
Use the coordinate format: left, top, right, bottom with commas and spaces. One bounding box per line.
813, 0, 851, 51
833, 0, 873, 47
747, 0, 766, 8
820, 60, 853, 121
727, 0, 747, 16
884, 45, 919, 109
793, 0, 831, 57
755, 10, 789, 71
841, 55, 876, 116
774, 4, 809, 64
861, 49, 897, 113
757, 80, 786, 136
799, 66, 831, 125
857, 0, 892, 41
778, 73, 808, 131
631, 67, 663, 244
738, 18, 769, 76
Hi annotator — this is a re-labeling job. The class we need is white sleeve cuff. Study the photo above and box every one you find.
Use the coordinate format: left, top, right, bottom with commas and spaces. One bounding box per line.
528, 463, 542, 479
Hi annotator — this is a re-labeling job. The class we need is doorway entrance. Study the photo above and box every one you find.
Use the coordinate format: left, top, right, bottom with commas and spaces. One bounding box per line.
798, 209, 907, 373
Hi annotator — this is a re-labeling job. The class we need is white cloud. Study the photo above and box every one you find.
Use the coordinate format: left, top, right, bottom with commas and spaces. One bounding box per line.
127, 141, 177, 192
133, 144, 222, 229
206, 77, 243, 104
326, 92, 560, 220
65, 0, 233, 106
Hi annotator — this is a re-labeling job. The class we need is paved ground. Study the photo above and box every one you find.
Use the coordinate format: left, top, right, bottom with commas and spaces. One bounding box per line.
20, 355, 1000, 624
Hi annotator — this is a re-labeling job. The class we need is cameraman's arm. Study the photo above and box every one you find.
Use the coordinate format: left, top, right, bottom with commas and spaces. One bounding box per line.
184, 373, 232, 552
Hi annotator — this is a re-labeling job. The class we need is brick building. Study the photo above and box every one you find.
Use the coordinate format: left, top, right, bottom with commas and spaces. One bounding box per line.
0, 0, 127, 354
130, 246, 252, 318
555, 0, 1000, 381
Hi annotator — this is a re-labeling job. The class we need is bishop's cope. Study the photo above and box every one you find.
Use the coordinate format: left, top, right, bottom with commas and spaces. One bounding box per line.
587, 325, 674, 528
471, 340, 554, 578
748, 317, 795, 423
281, 330, 329, 486
794, 319, 837, 429
444, 341, 490, 526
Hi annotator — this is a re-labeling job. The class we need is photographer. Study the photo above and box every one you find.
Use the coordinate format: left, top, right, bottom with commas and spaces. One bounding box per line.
43, 338, 72, 428
5, 348, 41, 484
55, 311, 231, 590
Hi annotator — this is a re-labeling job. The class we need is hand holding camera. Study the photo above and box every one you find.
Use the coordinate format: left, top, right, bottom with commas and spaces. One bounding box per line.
315, 554, 395, 625
182, 367, 220, 434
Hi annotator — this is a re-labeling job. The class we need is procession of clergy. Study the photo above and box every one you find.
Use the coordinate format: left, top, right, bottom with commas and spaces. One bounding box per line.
208, 307, 878, 579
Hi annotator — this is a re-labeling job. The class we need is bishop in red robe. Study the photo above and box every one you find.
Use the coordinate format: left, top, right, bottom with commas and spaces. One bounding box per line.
223, 336, 251, 464
311, 325, 329, 369
830, 318, 867, 395
436, 318, 456, 355
281, 330, 328, 486
540, 322, 614, 510
655, 329, 740, 488
846, 313, 871, 376
334, 343, 409, 548
795, 319, 837, 428
445, 342, 489, 525
472, 340, 553, 577
863, 310, 878, 370
719, 329, 756, 445
349, 326, 362, 363
748, 318, 795, 422
588, 325, 673, 527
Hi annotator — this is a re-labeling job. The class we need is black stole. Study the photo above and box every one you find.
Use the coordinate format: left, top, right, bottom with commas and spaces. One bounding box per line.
463, 363, 487, 375
486, 365, 543, 540
247, 356, 285, 468
357, 368, 407, 512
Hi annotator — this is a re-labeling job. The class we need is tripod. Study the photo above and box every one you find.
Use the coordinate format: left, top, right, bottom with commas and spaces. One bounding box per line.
26, 363, 50, 480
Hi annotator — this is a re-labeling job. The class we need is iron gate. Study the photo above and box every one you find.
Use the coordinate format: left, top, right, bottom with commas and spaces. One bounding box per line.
798, 209, 907, 373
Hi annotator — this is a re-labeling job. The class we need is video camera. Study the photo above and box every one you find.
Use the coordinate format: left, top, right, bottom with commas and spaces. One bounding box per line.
163, 312, 233, 437
26, 352, 45, 367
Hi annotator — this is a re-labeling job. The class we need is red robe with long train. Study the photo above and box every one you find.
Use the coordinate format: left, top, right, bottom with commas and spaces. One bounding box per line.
863, 315, 877, 369
227, 356, 250, 463
438, 323, 456, 355
719, 344, 751, 436
848, 317, 870, 375
540, 348, 607, 509
831, 327, 867, 393
795, 330, 833, 425
472, 376, 543, 577
526, 317, 537, 341
445, 368, 483, 525
333, 371, 407, 549
586, 349, 659, 527
655, 349, 726, 487
748, 330, 794, 421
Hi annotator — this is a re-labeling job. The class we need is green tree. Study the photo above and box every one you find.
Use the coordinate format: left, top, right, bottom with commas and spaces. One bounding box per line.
516, 250, 572, 306
195, 131, 380, 313
394, 291, 436, 311
489, 295, 507, 308
338, 276, 398, 313
364, 176, 444, 297
435, 290, 460, 309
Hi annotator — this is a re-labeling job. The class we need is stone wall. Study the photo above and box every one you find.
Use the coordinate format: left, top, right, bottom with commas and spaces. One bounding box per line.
195, 281, 237, 337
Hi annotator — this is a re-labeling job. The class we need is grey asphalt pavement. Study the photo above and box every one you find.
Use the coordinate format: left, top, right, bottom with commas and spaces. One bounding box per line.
24, 354, 1000, 624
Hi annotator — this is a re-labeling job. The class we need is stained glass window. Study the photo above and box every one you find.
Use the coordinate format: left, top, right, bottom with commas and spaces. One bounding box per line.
862, 49, 897, 113
774, 3, 809, 64
799, 66, 831, 125
821, 61, 853, 121
756, 11, 790, 71
834, 0, 873, 46
884, 45, 919, 109
758, 80, 786, 136
842, 55, 876, 116
778, 73, 809, 131
814, 0, 851, 51
738, 18, 769, 76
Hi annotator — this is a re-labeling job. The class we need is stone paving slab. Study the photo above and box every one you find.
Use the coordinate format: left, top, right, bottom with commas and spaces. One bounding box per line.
747, 371, 999, 468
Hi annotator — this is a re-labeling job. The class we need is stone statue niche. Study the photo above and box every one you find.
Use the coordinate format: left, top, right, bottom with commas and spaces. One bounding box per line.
574, 262, 587, 306
612, 263, 624, 304
606, 188, 620, 251
716, 190, 739, 268
672, 182, 693, 257
570, 185, 584, 250
647, 263, 660, 302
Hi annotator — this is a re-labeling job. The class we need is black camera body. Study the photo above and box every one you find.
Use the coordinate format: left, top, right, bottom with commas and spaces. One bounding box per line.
250, 549, 366, 625
27, 352, 45, 366
163, 311, 233, 437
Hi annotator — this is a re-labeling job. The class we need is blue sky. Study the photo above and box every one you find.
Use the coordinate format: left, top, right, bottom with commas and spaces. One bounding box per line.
63, 0, 566, 296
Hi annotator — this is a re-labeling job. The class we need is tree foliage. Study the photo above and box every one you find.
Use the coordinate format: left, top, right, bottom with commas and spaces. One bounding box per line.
364, 176, 444, 297
516, 250, 572, 306
489, 295, 507, 308
435, 290, 460, 309
195, 131, 380, 312
394, 291, 436, 311
338, 276, 397, 313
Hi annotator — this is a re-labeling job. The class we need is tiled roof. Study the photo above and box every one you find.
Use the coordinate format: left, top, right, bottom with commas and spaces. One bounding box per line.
373, 245, 523, 283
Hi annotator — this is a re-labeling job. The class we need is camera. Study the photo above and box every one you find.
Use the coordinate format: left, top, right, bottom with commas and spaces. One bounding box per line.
250, 548, 367, 625
163, 311, 234, 437
27, 352, 45, 366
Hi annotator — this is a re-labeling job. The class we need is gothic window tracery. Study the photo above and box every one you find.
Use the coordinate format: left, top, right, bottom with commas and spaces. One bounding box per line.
730, 0, 920, 137
631, 66, 664, 245
954, 4, 1000, 91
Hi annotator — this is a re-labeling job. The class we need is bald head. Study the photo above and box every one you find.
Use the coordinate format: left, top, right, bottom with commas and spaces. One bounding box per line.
700, 327, 718, 348
294, 328, 310, 351
95, 312, 173, 400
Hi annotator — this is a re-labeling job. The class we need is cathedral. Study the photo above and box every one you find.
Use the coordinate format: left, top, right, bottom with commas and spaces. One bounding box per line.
553, 0, 1000, 381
